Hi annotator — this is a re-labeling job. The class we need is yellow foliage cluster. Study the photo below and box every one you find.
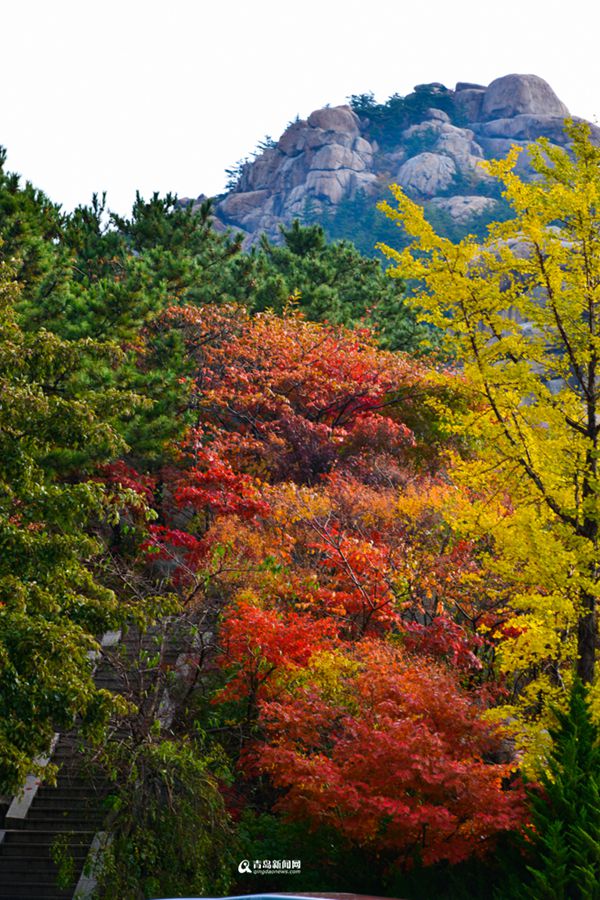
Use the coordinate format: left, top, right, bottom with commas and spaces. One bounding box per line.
379, 122, 600, 764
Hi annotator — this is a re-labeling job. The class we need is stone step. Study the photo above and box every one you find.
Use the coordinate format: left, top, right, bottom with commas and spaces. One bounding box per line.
2, 830, 95, 847
0, 883, 73, 899
0, 844, 89, 862
50, 744, 86, 757
10, 816, 102, 831
19, 802, 103, 815
25, 796, 106, 811
53, 764, 105, 778
0, 623, 183, 896
0, 858, 63, 876
49, 743, 81, 755
48, 741, 79, 753
0, 839, 90, 857
41, 783, 102, 796
35, 792, 108, 806
36, 784, 98, 794
51, 768, 93, 777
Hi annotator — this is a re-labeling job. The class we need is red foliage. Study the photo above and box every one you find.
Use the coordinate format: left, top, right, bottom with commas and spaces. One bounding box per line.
143, 448, 268, 573
216, 600, 339, 703
96, 461, 156, 503
402, 616, 484, 671
251, 641, 525, 867
143, 524, 208, 570
156, 304, 425, 484
120, 304, 524, 872
173, 450, 270, 520
305, 529, 400, 635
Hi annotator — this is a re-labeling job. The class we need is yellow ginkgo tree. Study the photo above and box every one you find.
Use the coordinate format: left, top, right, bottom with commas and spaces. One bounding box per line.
377, 123, 600, 730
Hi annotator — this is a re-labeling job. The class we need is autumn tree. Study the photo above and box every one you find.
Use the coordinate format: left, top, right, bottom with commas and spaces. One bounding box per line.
0, 141, 534, 895
138, 301, 523, 874
233, 640, 525, 868
152, 303, 443, 483
378, 123, 600, 706
142, 304, 466, 626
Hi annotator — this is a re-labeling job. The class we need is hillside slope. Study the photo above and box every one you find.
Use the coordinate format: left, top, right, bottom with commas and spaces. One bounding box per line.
188, 74, 600, 249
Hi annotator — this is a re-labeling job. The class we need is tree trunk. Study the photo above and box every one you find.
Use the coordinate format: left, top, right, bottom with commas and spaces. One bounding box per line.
577, 591, 596, 684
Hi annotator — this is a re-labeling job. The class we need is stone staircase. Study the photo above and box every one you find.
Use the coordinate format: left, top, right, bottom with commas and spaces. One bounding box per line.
0, 623, 180, 899
0, 733, 109, 899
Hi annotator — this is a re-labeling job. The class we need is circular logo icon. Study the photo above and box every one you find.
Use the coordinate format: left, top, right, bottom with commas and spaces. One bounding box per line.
238, 859, 252, 874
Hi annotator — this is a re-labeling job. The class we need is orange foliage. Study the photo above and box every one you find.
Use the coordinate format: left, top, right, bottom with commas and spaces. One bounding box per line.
155, 304, 426, 483
252, 640, 525, 867
127, 304, 525, 869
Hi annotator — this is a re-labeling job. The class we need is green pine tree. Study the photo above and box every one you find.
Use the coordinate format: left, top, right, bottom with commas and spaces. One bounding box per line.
524, 680, 600, 899
0, 255, 144, 792
232, 218, 426, 351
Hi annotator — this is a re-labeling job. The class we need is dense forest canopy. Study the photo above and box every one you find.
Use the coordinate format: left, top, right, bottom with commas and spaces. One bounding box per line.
2, 125, 600, 899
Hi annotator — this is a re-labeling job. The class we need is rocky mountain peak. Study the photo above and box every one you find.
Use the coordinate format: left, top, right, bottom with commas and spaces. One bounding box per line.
194, 74, 598, 247
480, 73, 570, 121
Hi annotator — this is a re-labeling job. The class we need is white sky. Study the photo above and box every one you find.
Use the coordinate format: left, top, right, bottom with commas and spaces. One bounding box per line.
2, 0, 599, 215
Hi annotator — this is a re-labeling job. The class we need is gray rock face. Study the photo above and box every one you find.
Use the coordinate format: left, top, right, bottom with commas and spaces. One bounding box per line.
431, 124, 487, 176
481, 74, 569, 121
414, 82, 448, 94
396, 152, 457, 197
205, 73, 594, 245
455, 82, 486, 91
310, 144, 367, 172
476, 137, 533, 174
212, 104, 377, 240
429, 195, 497, 225
306, 105, 360, 135
454, 88, 485, 123
479, 114, 570, 142
479, 114, 600, 144
425, 108, 451, 123
219, 190, 270, 221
